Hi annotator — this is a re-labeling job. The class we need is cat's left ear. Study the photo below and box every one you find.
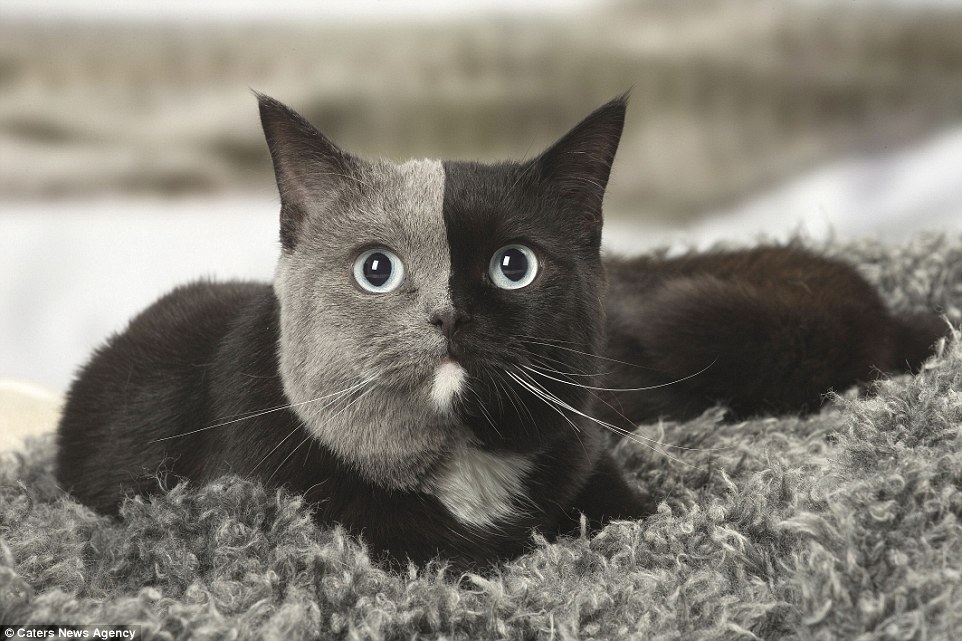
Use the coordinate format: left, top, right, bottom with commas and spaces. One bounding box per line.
530, 95, 627, 227
256, 92, 359, 251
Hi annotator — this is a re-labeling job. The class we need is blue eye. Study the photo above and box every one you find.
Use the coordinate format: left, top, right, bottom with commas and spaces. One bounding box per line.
353, 248, 404, 293
489, 244, 538, 290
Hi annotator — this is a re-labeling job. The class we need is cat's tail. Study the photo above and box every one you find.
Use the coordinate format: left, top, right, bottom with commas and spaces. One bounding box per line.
889, 312, 951, 374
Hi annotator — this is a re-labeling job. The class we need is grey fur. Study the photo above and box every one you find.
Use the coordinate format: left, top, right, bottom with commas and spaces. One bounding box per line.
275, 158, 466, 490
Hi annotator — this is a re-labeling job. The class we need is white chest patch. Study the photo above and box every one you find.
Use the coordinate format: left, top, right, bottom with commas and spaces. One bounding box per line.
430, 446, 532, 528
430, 361, 466, 411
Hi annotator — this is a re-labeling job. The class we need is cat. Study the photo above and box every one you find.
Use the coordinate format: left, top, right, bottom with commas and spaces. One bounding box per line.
55, 94, 947, 571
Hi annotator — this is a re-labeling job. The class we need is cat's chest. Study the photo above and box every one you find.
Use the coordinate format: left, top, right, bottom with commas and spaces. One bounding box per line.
425, 446, 533, 528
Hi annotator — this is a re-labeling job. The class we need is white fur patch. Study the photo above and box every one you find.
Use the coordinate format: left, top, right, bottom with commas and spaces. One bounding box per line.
431, 446, 532, 528
430, 361, 466, 411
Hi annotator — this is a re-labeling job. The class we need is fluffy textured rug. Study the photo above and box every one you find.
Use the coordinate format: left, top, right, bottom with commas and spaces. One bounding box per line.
2, 234, 961, 640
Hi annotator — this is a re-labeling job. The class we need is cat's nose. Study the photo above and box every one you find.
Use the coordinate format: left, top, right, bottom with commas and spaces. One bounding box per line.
429, 308, 471, 340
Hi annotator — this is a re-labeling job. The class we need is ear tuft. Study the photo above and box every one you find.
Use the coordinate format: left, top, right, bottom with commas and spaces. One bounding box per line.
254, 92, 356, 251
532, 94, 627, 226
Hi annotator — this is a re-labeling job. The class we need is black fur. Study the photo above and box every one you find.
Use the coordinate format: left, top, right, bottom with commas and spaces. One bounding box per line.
55, 95, 948, 571
598, 247, 948, 428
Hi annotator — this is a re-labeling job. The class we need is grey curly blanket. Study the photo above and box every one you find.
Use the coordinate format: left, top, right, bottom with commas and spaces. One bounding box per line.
2, 234, 961, 640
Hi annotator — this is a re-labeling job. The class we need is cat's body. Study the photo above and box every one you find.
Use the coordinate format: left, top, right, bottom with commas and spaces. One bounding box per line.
58, 279, 643, 567
56, 95, 947, 570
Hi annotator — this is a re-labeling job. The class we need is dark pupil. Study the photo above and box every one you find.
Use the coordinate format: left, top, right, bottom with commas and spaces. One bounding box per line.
500, 248, 528, 282
363, 252, 392, 286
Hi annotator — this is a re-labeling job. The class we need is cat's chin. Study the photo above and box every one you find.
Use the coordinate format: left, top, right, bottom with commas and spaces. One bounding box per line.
278, 359, 473, 489
295, 396, 464, 490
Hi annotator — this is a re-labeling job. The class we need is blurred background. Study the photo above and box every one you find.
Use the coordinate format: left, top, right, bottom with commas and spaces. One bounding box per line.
2, 0, 962, 393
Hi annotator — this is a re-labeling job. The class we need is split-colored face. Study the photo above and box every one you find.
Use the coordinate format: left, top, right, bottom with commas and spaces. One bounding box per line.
259, 94, 624, 489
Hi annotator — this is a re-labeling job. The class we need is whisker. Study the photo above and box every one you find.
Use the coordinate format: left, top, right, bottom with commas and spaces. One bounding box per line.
267, 383, 377, 484
494, 370, 538, 433
508, 370, 699, 468
515, 338, 660, 371
250, 426, 301, 474
510, 370, 661, 454
150, 377, 375, 443
520, 358, 716, 392
525, 353, 613, 378
302, 439, 313, 468
513, 334, 594, 349
497, 368, 587, 455
468, 381, 503, 440
528, 354, 639, 431
523, 352, 729, 452
271, 433, 314, 485
250, 386, 364, 474
511, 371, 583, 433
488, 372, 507, 416
515, 373, 696, 466
517, 367, 728, 452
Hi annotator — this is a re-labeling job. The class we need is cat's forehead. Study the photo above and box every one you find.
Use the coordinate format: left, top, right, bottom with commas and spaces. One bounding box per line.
305, 158, 446, 253
316, 158, 526, 249
300, 156, 566, 276
360, 158, 446, 234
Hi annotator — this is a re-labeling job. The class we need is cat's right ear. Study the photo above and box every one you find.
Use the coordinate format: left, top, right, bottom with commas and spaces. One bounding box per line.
256, 93, 356, 251
526, 95, 627, 244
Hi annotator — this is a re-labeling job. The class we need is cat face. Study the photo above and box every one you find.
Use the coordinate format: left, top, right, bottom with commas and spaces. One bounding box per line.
259, 94, 624, 488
